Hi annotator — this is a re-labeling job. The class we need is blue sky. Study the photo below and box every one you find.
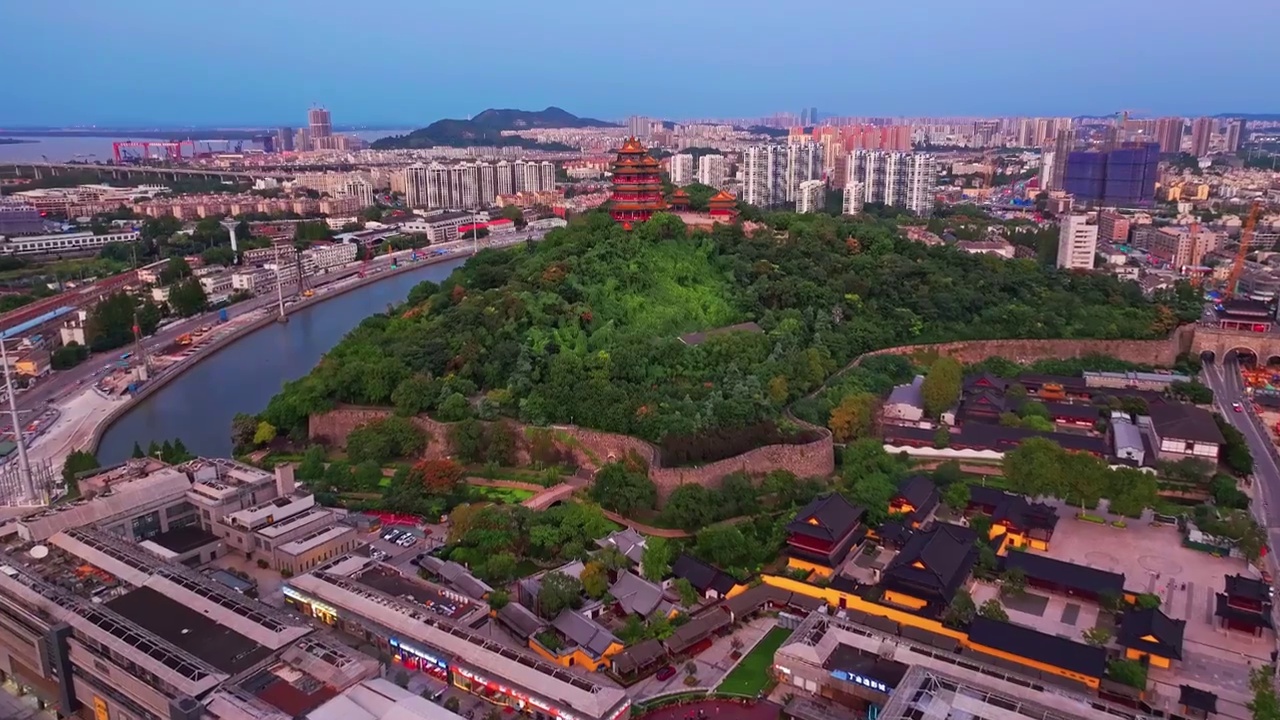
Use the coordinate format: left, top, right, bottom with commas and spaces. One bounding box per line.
6, 0, 1278, 127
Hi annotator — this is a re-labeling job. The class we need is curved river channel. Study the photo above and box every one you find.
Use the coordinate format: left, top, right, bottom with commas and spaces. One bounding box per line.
96, 257, 467, 464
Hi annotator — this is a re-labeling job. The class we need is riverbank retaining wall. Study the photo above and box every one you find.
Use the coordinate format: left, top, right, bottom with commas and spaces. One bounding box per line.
87, 254, 467, 456
308, 405, 835, 502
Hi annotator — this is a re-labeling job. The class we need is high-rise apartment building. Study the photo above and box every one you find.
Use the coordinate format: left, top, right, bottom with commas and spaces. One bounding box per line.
294, 128, 311, 153
796, 179, 825, 214
540, 161, 556, 192
1056, 214, 1098, 270
697, 154, 727, 189
308, 107, 332, 140
400, 159, 554, 210
784, 143, 822, 202
1190, 117, 1214, 157
276, 127, 294, 152
741, 144, 787, 208
1154, 118, 1183, 155
842, 181, 865, 215
670, 153, 695, 185
495, 160, 514, 196
1063, 143, 1159, 208
1225, 119, 1245, 153
339, 177, 374, 207
627, 115, 652, 139
846, 150, 937, 216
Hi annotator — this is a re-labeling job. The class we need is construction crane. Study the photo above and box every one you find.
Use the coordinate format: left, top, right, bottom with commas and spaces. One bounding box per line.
1224, 201, 1264, 302
1187, 222, 1204, 287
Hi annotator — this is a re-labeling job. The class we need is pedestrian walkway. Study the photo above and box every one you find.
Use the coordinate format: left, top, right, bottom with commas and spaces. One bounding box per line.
0, 689, 56, 720
638, 698, 780, 720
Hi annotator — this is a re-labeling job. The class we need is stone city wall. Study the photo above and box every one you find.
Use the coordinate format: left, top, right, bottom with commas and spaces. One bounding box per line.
309, 406, 834, 502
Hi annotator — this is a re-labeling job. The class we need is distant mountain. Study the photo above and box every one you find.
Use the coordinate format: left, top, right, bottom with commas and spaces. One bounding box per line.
371, 107, 616, 150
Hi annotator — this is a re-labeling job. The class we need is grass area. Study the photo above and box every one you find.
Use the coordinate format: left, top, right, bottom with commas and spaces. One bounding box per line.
715, 626, 792, 696
464, 464, 566, 487
469, 485, 537, 504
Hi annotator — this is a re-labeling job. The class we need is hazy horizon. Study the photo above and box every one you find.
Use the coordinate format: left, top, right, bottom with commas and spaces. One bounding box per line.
7, 0, 1279, 126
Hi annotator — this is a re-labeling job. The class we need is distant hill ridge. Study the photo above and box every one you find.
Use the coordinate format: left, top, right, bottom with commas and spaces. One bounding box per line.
371, 106, 616, 150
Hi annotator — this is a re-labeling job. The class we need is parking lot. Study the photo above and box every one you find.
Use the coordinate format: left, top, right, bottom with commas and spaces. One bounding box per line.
366, 525, 437, 563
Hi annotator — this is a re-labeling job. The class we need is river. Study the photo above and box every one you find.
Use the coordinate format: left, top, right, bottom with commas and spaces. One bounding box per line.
96, 257, 465, 463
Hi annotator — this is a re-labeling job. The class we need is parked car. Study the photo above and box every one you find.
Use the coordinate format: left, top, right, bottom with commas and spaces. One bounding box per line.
656, 666, 676, 681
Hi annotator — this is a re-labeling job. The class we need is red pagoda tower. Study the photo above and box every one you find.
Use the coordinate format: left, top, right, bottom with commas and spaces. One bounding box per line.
708, 190, 739, 219
610, 137, 666, 227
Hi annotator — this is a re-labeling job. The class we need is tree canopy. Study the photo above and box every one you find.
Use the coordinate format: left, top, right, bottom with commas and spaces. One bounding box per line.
260, 209, 1192, 453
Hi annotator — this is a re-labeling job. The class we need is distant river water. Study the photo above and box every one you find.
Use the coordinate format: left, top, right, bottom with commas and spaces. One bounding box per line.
96, 257, 466, 464
0, 131, 409, 163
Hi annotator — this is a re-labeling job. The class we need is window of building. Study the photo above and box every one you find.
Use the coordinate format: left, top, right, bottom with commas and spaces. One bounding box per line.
130, 511, 161, 541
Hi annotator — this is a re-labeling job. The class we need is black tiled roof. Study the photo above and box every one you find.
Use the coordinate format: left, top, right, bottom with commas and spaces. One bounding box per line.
671, 554, 736, 596
822, 643, 910, 690
882, 523, 977, 607
786, 493, 865, 542
877, 521, 914, 549
963, 373, 1008, 392
1117, 607, 1185, 661
1216, 593, 1275, 628
1041, 401, 1100, 421
1225, 574, 1272, 603
968, 488, 1059, 535
1001, 552, 1125, 598
895, 476, 939, 516
957, 423, 1109, 455
967, 617, 1107, 679
1147, 403, 1225, 445
1179, 685, 1218, 713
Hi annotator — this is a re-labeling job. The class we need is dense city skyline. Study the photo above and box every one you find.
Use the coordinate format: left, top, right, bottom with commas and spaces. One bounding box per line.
7, 0, 1280, 126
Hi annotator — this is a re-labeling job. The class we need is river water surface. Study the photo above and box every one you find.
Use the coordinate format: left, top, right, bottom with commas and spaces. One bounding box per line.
96, 258, 465, 463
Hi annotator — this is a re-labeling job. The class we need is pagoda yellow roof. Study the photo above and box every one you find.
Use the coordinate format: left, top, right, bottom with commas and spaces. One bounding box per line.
709, 190, 737, 202
671, 189, 689, 197
618, 137, 647, 153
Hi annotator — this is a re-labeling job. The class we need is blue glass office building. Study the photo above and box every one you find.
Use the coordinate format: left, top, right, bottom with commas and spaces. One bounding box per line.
1063, 142, 1159, 207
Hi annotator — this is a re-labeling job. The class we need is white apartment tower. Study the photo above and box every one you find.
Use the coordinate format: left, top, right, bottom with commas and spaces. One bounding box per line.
403, 163, 430, 209
670, 154, 695, 185
478, 163, 497, 204
842, 181, 865, 215
540, 161, 556, 192
1056, 214, 1099, 270
697, 154, 727, 189
496, 161, 514, 196
785, 143, 822, 202
741, 144, 788, 208
523, 163, 542, 194
846, 150, 937, 216
513, 160, 528, 192
796, 180, 825, 214
339, 177, 374, 207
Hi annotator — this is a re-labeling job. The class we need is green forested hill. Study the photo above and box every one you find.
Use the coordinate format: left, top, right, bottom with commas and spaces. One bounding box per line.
261, 210, 1198, 456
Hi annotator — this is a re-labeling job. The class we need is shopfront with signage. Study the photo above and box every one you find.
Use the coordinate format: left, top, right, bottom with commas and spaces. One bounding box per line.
390, 637, 448, 681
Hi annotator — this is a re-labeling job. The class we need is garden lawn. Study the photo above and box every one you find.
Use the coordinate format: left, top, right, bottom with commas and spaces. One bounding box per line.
715, 626, 792, 696
470, 485, 537, 504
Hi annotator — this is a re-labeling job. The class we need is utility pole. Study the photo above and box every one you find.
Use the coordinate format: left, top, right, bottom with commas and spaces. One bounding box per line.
0, 337, 35, 502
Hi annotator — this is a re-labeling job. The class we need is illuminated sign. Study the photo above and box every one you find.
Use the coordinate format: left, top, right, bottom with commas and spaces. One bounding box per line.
390, 638, 447, 669
282, 586, 339, 616
93, 697, 110, 720
831, 669, 889, 693
455, 668, 578, 720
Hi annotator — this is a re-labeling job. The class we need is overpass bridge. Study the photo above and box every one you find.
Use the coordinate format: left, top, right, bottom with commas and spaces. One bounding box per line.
0, 162, 263, 183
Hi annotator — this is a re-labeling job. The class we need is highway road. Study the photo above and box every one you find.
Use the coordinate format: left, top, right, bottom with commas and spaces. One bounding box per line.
7, 230, 543, 418
1202, 354, 1280, 563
